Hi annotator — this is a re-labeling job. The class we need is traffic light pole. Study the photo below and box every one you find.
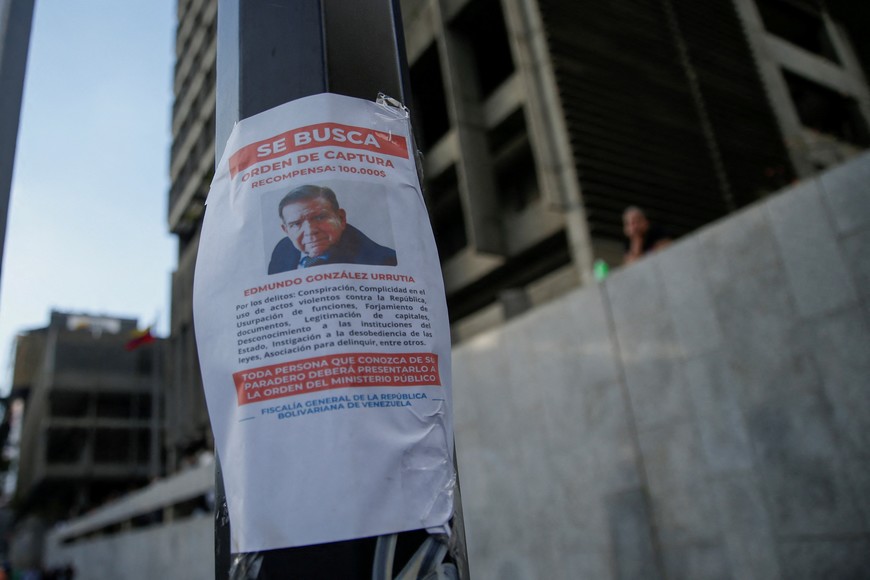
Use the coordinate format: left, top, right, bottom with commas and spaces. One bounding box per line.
213, 1, 469, 578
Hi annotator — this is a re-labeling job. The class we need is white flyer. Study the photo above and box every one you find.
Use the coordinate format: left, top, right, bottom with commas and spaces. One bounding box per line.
193, 93, 455, 553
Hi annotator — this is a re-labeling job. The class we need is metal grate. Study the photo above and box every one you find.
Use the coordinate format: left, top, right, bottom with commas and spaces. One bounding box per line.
538, 0, 793, 241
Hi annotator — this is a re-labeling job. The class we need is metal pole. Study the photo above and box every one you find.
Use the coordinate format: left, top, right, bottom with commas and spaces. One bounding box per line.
213, 1, 469, 578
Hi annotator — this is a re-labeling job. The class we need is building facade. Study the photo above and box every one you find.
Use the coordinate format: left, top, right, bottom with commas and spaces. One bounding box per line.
166, 0, 869, 464
11, 312, 164, 522
400, 0, 868, 337
166, 0, 216, 472
0, 0, 36, 283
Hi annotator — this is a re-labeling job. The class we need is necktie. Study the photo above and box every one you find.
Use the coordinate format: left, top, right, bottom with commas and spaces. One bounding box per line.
300, 255, 328, 268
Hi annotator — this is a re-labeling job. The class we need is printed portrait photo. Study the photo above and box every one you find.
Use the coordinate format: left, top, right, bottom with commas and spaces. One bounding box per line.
261, 180, 398, 274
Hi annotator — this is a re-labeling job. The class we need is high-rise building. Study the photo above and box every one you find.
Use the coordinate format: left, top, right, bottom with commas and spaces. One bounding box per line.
166, 0, 869, 462
0, 0, 36, 282
166, 0, 216, 472
400, 0, 869, 338
10, 312, 164, 521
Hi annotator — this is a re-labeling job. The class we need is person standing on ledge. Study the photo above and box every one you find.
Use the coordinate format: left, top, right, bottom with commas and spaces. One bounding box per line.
622, 205, 672, 265
268, 184, 398, 274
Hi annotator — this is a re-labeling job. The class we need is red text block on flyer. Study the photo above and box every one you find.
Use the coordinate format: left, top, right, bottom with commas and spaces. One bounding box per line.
234, 352, 441, 405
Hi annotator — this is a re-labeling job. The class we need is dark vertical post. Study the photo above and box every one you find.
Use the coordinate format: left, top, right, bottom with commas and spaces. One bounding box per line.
214, 1, 468, 578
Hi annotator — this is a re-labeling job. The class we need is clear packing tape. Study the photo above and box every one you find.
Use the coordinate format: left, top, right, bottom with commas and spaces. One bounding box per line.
227, 531, 463, 579
224, 453, 469, 579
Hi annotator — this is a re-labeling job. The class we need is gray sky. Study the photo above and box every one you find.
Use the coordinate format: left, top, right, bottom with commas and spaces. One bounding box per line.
0, 0, 177, 394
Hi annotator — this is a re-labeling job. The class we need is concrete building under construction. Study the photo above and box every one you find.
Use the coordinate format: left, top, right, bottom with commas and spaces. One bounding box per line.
10, 312, 164, 523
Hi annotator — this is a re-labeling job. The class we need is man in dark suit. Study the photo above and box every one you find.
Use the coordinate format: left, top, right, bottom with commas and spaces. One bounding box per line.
268, 184, 397, 274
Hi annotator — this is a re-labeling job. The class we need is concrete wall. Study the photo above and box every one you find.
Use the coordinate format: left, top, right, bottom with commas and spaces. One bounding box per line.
41, 152, 870, 578
453, 152, 870, 579
43, 462, 215, 580
46, 515, 213, 580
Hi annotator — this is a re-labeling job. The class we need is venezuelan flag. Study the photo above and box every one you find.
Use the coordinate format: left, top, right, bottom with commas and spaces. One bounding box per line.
125, 327, 156, 351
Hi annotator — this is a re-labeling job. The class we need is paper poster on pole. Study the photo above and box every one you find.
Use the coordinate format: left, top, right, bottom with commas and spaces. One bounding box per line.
193, 93, 455, 553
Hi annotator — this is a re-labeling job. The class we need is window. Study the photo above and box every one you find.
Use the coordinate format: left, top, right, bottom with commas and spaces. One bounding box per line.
94, 429, 132, 463
96, 393, 133, 419
50, 391, 89, 418
489, 108, 540, 211
452, 0, 515, 99
410, 43, 450, 150
784, 70, 870, 146
756, 0, 839, 63
425, 166, 467, 261
46, 428, 88, 463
